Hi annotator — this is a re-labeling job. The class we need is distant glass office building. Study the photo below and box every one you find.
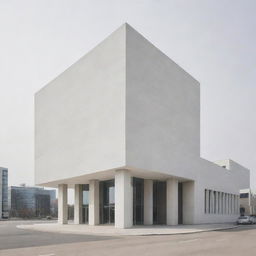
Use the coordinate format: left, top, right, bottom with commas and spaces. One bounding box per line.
8, 185, 56, 218
0, 167, 8, 219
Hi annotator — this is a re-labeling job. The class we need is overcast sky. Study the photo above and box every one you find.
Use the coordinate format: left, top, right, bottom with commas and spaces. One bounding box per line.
0, 0, 256, 195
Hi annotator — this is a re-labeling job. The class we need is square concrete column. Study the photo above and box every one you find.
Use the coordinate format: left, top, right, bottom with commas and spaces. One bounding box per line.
166, 179, 178, 225
238, 195, 240, 214
74, 184, 83, 224
58, 184, 68, 224
115, 169, 133, 228
144, 179, 153, 225
89, 180, 99, 225
182, 181, 195, 224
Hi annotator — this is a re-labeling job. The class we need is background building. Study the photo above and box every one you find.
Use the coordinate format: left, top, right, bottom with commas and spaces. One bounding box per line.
0, 167, 8, 219
240, 189, 256, 216
8, 185, 56, 218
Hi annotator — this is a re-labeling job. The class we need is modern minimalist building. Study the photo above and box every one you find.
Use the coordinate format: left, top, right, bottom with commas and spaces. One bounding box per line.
240, 189, 256, 216
0, 167, 8, 219
35, 23, 250, 228
8, 185, 56, 218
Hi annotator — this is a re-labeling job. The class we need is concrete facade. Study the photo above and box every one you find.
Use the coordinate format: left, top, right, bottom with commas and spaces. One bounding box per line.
35, 23, 250, 228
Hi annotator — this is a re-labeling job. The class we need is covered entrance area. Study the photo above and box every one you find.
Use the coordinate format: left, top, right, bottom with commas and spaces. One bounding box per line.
57, 170, 195, 228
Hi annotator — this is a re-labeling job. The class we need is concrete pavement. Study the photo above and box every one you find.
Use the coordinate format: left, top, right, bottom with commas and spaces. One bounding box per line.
17, 222, 238, 236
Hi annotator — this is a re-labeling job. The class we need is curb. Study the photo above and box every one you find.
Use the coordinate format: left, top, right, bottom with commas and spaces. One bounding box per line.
16, 224, 239, 237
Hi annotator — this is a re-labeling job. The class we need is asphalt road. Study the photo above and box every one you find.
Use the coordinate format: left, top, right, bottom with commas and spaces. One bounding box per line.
1, 221, 256, 256
0, 220, 115, 250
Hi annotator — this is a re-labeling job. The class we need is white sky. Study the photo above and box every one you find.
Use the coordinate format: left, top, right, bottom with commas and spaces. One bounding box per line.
0, 0, 256, 199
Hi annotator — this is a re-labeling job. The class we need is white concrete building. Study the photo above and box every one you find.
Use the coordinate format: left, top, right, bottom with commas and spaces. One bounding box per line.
35, 23, 250, 228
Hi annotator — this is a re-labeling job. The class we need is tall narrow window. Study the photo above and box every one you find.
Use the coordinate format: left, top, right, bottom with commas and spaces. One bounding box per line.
133, 178, 144, 225
209, 190, 211, 214
214, 191, 216, 214
204, 189, 207, 214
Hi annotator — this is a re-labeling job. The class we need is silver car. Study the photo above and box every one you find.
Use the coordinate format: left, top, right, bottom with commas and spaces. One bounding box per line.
250, 216, 256, 224
237, 216, 253, 225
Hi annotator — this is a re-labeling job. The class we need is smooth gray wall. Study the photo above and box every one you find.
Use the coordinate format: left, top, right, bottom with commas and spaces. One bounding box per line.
126, 24, 200, 173
35, 25, 126, 185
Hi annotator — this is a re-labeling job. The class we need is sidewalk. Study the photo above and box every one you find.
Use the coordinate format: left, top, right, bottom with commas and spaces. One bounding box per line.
17, 222, 238, 236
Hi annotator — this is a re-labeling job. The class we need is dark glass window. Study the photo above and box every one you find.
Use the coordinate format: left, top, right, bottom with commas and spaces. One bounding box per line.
153, 181, 166, 225
204, 189, 207, 214
99, 180, 115, 224
178, 183, 183, 224
82, 184, 89, 223
214, 191, 216, 214
133, 178, 144, 225
240, 193, 249, 198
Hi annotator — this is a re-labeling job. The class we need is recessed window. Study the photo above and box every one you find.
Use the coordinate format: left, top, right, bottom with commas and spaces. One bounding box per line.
240, 193, 249, 198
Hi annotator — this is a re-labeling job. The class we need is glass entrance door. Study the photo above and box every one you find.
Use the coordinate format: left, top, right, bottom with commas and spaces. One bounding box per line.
100, 180, 115, 224
153, 181, 166, 225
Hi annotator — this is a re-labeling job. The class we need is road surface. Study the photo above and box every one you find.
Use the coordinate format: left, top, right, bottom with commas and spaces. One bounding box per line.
1, 221, 256, 256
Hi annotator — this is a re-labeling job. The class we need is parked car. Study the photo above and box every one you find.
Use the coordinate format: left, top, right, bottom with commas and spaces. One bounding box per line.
250, 216, 256, 224
237, 216, 253, 225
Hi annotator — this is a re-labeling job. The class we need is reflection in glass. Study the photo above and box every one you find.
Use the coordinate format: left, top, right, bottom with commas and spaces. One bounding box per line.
133, 177, 144, 225
100, 180, 115, 224
153, 181, 166, 225
82, 184, 89, 223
